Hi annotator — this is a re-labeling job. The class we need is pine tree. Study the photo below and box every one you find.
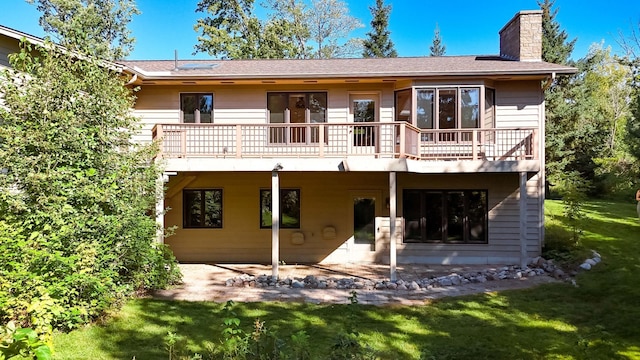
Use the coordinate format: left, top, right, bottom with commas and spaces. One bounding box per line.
539, 0, 575, 65
429, 23, 446, 57
362, 0, 397, 58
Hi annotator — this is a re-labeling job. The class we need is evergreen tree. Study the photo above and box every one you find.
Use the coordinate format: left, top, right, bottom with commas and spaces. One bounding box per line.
539, 0, 583, 187
539, 0, 576, 65
429, 23, 446, 56
362, 0, 397, 58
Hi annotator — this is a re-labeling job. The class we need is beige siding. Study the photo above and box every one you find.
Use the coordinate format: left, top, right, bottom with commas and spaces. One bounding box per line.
391, 172, 541, 264
132, 83, 397, 145
0, 36, 20, 68
165, 171, 542, 265
132, 109, 179, 144
165, 171, 390, 263
494, 80, 542, 128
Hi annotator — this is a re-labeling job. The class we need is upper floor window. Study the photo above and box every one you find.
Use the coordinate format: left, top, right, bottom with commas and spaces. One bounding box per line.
395, 87, 482, 130
267, 92, 327, 124
181, 93, 213, 123
267, 92, 327, 143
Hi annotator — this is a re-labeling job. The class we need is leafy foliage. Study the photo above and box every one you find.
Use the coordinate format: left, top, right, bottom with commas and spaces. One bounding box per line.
194, 0, 363, 59
306, 0, 363, 59
0, 4, 180, 339
540, 0, 638, 197
0, 322, 52, 360
27, 0, 139, 60
361, 0, 397, 58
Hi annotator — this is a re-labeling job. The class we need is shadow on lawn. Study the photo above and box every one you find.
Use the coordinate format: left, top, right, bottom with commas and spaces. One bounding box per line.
87, 200, 640, 359
89, 286, 635, 359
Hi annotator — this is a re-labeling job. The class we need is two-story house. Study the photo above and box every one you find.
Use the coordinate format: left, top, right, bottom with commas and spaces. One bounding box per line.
1, 11, 576, 279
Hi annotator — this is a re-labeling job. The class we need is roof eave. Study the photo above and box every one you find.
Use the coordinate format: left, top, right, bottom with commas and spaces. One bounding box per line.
123, 68, 577, 82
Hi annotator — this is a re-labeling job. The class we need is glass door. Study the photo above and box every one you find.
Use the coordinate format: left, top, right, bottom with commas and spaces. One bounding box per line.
350, 191, 381, 255
350, 94, 378, 152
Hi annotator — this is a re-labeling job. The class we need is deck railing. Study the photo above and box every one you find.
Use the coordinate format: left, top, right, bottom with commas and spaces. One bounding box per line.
152, 122, 538, 161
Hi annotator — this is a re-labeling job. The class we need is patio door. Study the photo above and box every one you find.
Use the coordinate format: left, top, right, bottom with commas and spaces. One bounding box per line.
347, 191, 381, 262
350, 94, 378, 154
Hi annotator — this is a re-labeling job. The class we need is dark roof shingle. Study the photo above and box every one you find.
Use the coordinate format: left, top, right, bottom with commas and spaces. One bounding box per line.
119, 56, 576, 80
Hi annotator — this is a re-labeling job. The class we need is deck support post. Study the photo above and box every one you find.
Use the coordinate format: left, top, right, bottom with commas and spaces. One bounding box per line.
272, 164, 283, 279
519, 171, 528, 268
389, 171, 397, 281
155, 173, 167, 244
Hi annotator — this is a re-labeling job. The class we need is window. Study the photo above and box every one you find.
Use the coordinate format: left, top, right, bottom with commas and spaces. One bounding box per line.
395, 87, 482, 139
267, 92, 327, 143
183, 189, 222, 228
352, 97, 376, 146
483, 88, 495, 129
403, 189, 487, 244
260, 189, 300, 228
395, 89, 412, 122
181, 93, 213, 123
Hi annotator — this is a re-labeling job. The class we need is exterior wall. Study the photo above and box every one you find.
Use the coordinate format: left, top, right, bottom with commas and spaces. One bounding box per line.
164, 171, 537, 265
389, 172, 541, 264
132, 83, 397, 145
0, 35, 20, 69
494, 80, 543, 128
164, 171, 391, 263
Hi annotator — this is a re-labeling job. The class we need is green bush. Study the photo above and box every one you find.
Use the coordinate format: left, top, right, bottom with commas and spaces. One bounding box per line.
0, 39, 181, 340
0, 322, 52, 360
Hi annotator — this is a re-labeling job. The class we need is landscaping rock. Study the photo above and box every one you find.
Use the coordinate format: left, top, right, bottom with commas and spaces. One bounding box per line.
409, 281, 420, 291
223, 251, 602, 292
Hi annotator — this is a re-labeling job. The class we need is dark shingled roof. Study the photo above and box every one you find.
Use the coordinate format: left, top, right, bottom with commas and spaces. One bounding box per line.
118, 56, 576, 80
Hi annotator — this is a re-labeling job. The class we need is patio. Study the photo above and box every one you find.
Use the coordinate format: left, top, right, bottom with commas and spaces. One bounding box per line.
152, 263, 559, 305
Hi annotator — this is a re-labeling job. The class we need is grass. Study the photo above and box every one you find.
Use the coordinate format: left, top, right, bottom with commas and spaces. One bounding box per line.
52, 199, 640, 359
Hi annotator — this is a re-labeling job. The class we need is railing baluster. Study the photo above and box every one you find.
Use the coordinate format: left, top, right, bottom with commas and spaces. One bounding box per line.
151, 123, 538, 162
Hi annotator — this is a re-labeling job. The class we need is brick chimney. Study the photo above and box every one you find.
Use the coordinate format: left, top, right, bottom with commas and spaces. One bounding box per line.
499, 10, 543, 62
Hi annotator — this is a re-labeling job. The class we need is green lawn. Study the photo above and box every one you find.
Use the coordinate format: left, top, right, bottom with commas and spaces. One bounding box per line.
53, 199, 640, 359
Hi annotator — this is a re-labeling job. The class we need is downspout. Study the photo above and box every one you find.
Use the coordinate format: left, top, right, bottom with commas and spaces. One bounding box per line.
125, 73, 137, 86
542, 72, 556, 91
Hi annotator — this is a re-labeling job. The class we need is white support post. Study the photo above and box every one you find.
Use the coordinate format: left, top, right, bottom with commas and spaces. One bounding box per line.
389, 171, 397, 281
519, 171, 528, 268
155, 174, 166, 244
271, 167, 281, 279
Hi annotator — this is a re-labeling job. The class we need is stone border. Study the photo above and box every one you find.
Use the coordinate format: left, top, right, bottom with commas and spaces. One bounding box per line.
225, 251, 602, 291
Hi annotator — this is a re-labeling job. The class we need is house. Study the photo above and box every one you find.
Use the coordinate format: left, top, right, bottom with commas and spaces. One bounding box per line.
1, 11, 576, 280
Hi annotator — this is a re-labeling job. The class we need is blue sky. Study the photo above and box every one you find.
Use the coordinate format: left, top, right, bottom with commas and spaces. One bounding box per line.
1, 0, 638, 60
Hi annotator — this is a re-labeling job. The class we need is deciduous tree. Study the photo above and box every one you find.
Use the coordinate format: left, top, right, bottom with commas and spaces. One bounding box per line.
0, 0, 179, 336
306, 0, 364, 58
27, 0, 139, 60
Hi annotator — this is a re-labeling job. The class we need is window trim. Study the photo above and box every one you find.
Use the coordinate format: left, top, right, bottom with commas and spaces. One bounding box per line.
183, 188, 223, 229
402, 189, 488, 244
395, 86, 484, 130
180, 92, 214, 123
259, 188, 301, 229
267, 92, 327, 144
